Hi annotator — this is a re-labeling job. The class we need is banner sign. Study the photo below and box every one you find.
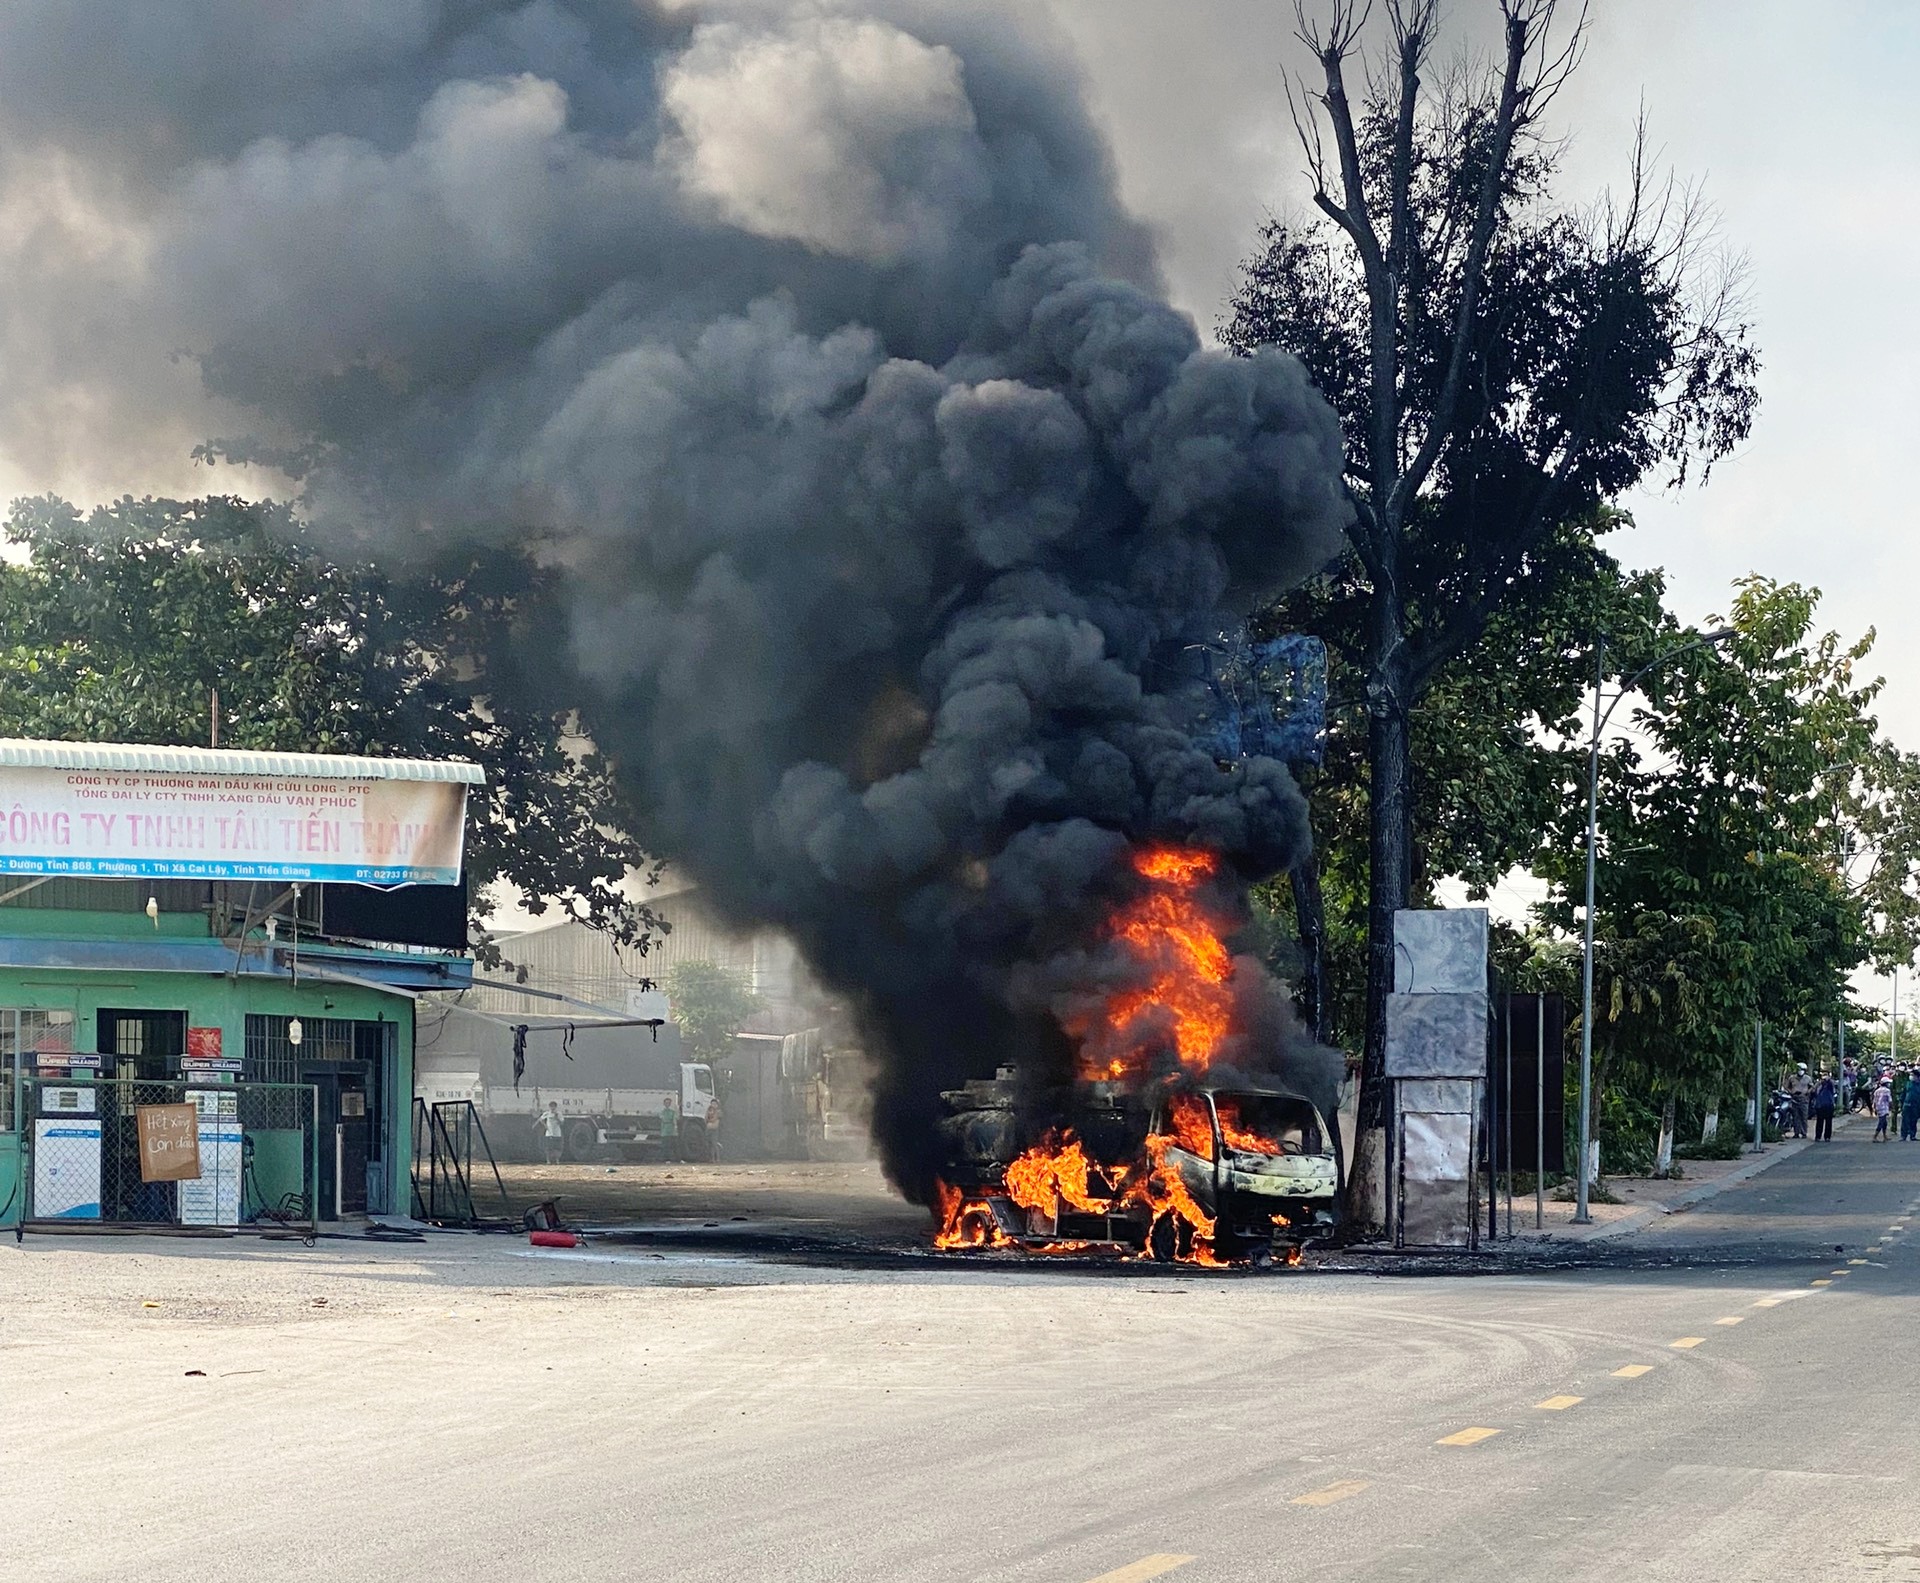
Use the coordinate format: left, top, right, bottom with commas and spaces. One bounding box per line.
0, 765, 468, 884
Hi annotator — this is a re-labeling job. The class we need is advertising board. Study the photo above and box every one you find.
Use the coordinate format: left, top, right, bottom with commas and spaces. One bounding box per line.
0, 764, 468, 884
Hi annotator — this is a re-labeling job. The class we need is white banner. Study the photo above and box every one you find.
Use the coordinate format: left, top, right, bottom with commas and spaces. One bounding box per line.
0, 765, 468, 885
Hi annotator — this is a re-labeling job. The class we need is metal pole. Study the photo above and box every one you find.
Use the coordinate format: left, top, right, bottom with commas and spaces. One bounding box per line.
1575, 636, 1604, 1223
310, 1083, 320, 1234
1488, 1000, 1500, 1244
1752, 1017, 1763, 1151
1535, 996, 1545, 1231
1504, 999, 1514, 1239
334, 1121, 344, 1221
1837, 1014, 1845, 1121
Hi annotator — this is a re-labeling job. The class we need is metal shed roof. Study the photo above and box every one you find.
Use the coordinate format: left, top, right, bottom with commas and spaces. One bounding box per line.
0, 738, 486, 784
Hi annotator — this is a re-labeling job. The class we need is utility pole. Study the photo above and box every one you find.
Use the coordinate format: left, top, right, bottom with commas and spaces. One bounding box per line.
1752, 1016, 1763, 1152
1575, 626, 1736, 1223
1575, 638, 1603, 1222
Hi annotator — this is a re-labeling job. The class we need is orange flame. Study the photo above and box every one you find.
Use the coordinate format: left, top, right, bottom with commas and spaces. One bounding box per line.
928, 844, 1300, 1268
1078, 845, 1235, 1084
1216, 1095, 1285, 1156
1163, 1091, 1216, 1159
1003, 1130, 1115, 1216
931, 1178, 1012, 1250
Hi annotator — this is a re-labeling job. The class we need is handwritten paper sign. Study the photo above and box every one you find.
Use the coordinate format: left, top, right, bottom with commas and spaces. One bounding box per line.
136, 1103, 202, 1183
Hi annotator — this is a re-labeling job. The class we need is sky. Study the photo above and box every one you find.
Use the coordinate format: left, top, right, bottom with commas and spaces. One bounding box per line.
1040, 0, 1920, 1016
0, 2, 1913, 1005
1044, 0, 1920, 732
5, 0, 1911, 728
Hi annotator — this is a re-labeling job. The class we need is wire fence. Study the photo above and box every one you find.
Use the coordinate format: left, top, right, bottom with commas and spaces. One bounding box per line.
18, 1077, 318, 1240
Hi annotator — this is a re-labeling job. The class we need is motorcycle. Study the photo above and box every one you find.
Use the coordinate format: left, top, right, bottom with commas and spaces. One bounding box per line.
1766, 1088, 1801, 1136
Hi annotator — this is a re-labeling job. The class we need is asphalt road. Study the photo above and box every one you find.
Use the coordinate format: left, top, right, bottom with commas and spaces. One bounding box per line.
4, 1130, 1917, 1582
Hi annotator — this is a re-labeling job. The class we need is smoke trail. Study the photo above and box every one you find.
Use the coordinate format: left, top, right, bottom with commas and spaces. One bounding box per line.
0, 2, 1351, 1193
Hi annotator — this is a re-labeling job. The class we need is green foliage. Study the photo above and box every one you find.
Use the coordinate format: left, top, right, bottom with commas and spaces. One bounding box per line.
1535, 579, 1883, 1118
1251, 515, 1656, 1050
664, 961, 761, 1064
0, 495, 663, 964
1225, 33, 1758, 1126
1673, 1129, 1747, 1163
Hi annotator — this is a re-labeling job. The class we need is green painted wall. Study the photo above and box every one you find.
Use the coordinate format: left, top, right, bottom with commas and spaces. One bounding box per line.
0, 948, 416, 1228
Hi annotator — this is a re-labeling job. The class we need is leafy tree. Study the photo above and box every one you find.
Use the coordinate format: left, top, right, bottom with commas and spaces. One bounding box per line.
0, 494, 663, 964
1533, 578, 1910, 1172
1252, 511, 1659, 1049
664, 961, 762, 1063
1225, 1, 1759, 1223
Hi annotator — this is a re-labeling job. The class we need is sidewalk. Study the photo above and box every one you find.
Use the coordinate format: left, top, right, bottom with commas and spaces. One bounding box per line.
1495, 1112, 1865, 1244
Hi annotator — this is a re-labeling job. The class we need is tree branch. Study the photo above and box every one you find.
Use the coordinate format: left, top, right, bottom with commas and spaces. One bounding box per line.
1388, 5, 1532, 517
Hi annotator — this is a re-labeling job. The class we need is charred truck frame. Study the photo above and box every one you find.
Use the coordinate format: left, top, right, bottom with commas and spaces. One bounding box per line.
937, 1066, 1341, 1264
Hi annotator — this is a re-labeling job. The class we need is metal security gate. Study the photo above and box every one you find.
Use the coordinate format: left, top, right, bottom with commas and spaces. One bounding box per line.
17, 1077, 319, 1241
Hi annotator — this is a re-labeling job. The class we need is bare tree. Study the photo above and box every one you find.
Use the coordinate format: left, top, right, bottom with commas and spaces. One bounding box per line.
1250, 1, 1757, 1226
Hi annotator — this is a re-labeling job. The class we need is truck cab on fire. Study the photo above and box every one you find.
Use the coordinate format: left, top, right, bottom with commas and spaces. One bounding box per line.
1149, 1086, 1340, 1260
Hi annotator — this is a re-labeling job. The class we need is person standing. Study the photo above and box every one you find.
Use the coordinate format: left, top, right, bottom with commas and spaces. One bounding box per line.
536, 1101, 565, 1164
1812, 1073, 1836, 1142
1873, 1079, 1893, 1142
1904, 1071, 1920, 1142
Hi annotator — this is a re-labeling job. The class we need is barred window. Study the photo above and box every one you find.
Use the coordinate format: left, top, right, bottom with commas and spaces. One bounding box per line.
245, 1014, 360, 1083
0, 1009, 76, 1132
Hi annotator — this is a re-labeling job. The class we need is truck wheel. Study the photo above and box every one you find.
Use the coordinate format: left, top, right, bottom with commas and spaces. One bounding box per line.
679, 1120, 712, 1162
564, 1118, 598, 1162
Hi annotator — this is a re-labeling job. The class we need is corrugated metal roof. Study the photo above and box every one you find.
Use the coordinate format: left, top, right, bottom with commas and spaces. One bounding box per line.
0, 738, 486, 784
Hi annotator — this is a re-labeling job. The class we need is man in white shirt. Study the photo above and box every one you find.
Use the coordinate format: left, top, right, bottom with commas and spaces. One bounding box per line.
536, 1102, 564, 1164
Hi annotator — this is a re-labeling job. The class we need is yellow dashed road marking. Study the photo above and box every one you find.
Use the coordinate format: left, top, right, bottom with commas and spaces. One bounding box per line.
1867, 1245, 1883, 1253
1713, 1317, 1744, 1326
1850, 1259, 1869, 1265
1534, 1395, 1583, 1411
1612, 1364, 1655, 1378
1753, 1297, 1783, 1307
1437, 1427, 1501, 1447
1290, 1479, 1371, 1508
1670, 1337, 1707, 1349
1085, 1555, 1196, 1583
1811, 1279, 1832, 1286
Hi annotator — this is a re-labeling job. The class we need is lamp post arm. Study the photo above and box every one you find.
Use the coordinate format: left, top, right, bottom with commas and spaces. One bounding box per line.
1588, 629, 1738, 749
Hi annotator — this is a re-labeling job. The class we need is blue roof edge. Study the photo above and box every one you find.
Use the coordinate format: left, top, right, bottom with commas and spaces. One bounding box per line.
0, 934, 472, 992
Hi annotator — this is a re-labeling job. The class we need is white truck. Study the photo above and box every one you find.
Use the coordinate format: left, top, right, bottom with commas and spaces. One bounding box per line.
419, 1028, 718, 1162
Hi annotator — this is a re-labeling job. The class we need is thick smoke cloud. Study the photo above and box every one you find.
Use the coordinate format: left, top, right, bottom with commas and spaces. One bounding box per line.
0, 1, 1350, 1193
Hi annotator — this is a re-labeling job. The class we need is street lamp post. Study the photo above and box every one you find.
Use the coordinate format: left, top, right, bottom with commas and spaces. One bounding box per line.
1574, 626, 1737, 1225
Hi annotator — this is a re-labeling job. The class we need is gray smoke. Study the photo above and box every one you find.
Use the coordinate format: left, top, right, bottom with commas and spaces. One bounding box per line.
0, 1, 1350, 1196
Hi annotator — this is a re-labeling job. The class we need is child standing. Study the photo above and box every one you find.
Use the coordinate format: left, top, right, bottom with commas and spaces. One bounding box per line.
1874, 1080, 1893, 1142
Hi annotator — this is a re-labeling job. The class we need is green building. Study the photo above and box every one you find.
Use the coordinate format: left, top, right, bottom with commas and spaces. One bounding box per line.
0, 739, 480, 1231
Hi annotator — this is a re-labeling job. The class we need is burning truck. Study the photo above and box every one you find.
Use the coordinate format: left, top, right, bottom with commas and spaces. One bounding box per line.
931, 847, 1342, 1266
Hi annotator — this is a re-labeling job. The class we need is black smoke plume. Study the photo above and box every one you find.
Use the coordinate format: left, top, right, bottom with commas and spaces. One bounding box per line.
0, 2, 1350, 1195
